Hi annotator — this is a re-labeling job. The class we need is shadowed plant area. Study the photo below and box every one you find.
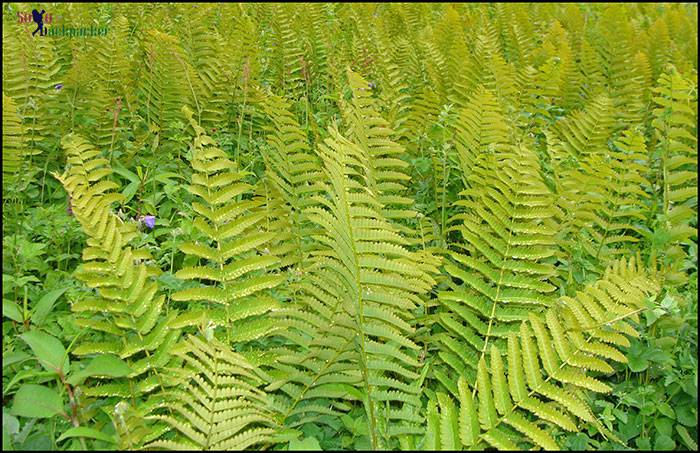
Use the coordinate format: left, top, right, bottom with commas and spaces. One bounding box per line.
2, 2, 698, 451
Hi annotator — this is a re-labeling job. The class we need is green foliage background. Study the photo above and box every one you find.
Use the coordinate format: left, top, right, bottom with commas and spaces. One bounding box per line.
2, 2, 697, 451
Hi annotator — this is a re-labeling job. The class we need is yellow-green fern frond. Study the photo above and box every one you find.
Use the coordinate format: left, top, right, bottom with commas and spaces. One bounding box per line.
423, 255, 660, 450
2, 94, 39, 188
554, 128, 651, 281
436, 143, 559, 388
452, 86, 510, 187
343, 69, 417, 226
2, 21, 62, 141
268, 4, 306, 101
52, 134, 177, 399
147, 335, 279, 450
260, 92, 324, 269
270, 127, 436, 448
172, 107, 284, 342
650, 68, 698, 285
136, 30, 195, 134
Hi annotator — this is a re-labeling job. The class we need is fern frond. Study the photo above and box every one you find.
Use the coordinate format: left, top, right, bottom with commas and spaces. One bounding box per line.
649, 68, 698, 285
343, 69, 416, 226
436, 142, 559, 385
270, 127, 435, 448
452, 86, 510, 187
173, 107, 284, 342
52, 134, 179, 428
426, 256, 660, 450
135, 30, 195, 134
2, 94, 38, 187
2, 21, 62, 141
147, 335, 279, 450
260, 91, 324, 269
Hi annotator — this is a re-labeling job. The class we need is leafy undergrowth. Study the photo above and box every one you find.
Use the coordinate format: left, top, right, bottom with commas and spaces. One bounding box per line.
2, 3, 698, 451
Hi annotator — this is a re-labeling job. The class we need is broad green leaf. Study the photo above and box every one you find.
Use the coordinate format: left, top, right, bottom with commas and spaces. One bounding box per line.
3, 410, 19, 450
653, 434, 676, 451
657, 402, 675, 419
31, 287, 68, 326
2, 299, 23, 322
2, 352, 30, 369
20, 330, 69, 375
11, 384, 64, 418
289, 436, 322, 451
627, 355, 648, 372
57, 426, 116, 444
67, 354, 132, 385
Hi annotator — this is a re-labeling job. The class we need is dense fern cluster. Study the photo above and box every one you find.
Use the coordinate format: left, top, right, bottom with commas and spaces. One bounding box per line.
3, 3, 697, 451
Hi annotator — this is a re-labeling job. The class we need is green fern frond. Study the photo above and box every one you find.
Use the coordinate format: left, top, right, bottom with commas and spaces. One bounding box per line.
259, 91, 324, 269
649, 68, 698, 285
436, 142, 559, 386
173, 106, 284, 342
343, 69, 417, 226
269, 127, 436, 448
52, 134, 176, 397
2, 94, 38, 187
136, 30, 195, 134
452, 86, 510, 187
2, 21, 62, 141
147, 334, 279, 450
268, 4, 306, 101
556, 127, 651, 281
424, 255, 660, 450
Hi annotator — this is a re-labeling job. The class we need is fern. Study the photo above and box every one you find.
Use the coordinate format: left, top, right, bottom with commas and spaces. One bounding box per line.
2, 94, 38, 188
2, 20, 62, 141
269, 127, 436, 448
435, 140, 559, 389
423, 256, 660, 450
178, 5, 236, 128
259, 91, 324, 270
649, 68, 698, 285
452, 87, 510, 188
4, 4, 697, 451
52, 134, 179, 399
342, 69, 416, 226
147, 335, 279, 450
64, 14, 133, 152
267, 4, 306, 102
135, 30, 195, 136
172, 106, 285, 343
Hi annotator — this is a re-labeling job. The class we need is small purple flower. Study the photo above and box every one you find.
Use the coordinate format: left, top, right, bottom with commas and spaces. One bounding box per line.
55, 83, 63, 91
368, 81, 376, 89
139, 215, 156, 230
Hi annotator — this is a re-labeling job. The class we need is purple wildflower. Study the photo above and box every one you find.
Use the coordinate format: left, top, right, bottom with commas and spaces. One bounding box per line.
55, 83, 63, 91
368, 81, 376, 89
140, 215, 156, 230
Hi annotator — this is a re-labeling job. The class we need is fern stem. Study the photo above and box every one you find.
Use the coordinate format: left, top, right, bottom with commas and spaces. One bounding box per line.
337, 168, 381, 449
473, 190, 518, 396
174, 52, 201, 124
235, 80, 249, 166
